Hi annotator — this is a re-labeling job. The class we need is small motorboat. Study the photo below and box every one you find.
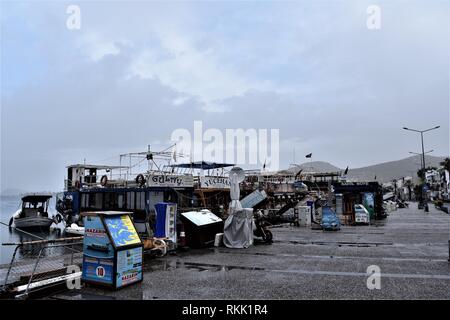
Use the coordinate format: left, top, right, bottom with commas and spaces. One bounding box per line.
10, 193, 55, 230
64, 223, 85, 236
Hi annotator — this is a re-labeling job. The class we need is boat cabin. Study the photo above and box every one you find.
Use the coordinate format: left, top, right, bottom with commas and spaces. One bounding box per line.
19, 194, 52, 219
59, 163, 195, 237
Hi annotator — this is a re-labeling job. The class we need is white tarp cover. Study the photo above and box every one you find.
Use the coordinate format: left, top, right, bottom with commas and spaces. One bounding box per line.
223, 208, 254, 248
181, 209, 222, 226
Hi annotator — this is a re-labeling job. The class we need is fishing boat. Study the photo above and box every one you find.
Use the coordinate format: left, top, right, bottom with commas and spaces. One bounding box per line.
10, 193, 54, 229
54, 147, 234, 240
55, 147, 195, 239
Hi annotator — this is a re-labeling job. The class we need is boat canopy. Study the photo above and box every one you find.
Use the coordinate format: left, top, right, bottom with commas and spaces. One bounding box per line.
169, 161, 234, 170
67, 164, 129, 170
21, 193, 52, 202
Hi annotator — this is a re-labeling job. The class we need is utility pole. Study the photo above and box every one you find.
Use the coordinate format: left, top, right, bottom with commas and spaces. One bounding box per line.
403, 126, 440, 212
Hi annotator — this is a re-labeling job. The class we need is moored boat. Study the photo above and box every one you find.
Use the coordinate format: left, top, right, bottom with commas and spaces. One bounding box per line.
10, 193, 54, 230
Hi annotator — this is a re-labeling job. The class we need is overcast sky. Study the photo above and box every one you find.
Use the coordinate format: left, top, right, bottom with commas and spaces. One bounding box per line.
1, 0, 449, 192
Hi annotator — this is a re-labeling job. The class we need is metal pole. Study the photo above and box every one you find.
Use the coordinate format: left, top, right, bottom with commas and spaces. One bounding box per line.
26, 246, 44, 296
420, 132, 429, 212
403, 126, 440, 210
421, 132, 426, 171
3, 245, 21, 286
70, 243, 74, 266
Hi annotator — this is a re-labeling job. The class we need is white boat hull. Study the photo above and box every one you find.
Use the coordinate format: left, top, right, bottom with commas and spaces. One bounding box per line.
65, 223, 85, 236
14, 217, 54, 229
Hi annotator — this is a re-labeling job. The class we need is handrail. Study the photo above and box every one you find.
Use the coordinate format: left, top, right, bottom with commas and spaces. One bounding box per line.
2, 237, 83, 246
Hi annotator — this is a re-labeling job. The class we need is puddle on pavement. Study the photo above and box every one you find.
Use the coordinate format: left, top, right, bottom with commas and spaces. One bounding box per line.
283, 240, 393, 247
143, 259, 266, 273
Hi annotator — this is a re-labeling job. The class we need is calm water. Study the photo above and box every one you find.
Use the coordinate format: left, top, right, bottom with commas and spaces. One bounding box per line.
0, 195, 65, 264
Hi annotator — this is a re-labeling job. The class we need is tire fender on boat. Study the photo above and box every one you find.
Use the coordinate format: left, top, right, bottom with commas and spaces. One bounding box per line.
8, 217, 13, 227
136, 174, 146, 186
100, 175, 108, 186
54, 214, 63, 224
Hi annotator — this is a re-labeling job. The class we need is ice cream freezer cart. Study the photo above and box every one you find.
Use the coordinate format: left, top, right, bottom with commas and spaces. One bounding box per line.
81, 211, 143, 289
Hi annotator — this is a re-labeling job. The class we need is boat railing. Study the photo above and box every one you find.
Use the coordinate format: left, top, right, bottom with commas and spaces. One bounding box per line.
0, 237, 83, 299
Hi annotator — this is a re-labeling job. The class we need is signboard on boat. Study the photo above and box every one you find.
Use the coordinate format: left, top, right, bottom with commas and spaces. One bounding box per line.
147, 174, 193, 188
199, 176, 230, 189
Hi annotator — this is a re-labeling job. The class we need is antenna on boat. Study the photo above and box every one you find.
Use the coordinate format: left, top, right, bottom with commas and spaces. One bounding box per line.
293, 146, 296, 164
147, 144, 151, 172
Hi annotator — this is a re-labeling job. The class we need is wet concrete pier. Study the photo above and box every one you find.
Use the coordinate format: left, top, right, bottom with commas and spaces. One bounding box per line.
53, 205, 450, 300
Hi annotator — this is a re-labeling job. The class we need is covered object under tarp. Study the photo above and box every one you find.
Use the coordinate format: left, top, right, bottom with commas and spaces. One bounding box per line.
223, 208, 254, 249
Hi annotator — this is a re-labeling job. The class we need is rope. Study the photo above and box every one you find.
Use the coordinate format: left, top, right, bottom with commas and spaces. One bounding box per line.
0, 221, 45, 240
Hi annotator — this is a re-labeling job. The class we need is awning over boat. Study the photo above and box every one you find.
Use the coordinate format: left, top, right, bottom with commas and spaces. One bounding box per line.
21, 193, 52, 202
169, 161, 234, 170
66, 164, 128, 170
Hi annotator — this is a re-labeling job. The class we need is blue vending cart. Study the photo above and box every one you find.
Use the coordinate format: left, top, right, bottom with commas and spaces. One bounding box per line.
81, 211, 143, 289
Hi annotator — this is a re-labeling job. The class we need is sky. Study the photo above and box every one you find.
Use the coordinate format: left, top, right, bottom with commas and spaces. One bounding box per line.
1, 0, 449, 192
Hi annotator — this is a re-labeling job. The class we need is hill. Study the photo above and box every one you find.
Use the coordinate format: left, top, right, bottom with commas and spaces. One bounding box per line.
282, 155, 447, 183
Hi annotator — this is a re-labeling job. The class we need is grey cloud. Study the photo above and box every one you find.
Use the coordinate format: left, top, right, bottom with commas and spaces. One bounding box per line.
1, 1, 449, 192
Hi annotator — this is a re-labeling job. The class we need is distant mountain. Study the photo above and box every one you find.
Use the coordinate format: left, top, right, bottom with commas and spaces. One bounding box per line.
346, 155, 446, 183
282, 155, 447, 183
283, 161, 341, 174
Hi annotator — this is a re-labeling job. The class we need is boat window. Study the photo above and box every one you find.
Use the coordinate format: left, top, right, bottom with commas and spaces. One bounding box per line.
87, 193, 103, 210
127, 192, 135, 210
117, 193, 125, 209
95, 193, 103, 209
104, 193, 117, 210
81, 194, 89, 208
136, 192, 145, 210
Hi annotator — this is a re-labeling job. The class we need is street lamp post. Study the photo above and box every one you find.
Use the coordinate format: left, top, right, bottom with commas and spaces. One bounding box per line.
409, 150, 434, 169
403, 126, 440, 212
